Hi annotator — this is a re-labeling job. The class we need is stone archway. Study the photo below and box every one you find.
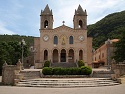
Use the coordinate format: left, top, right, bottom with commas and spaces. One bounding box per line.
79, 50, 83, 60
68, 49, 74, 63
61, 49, 66, 62
53, 49, 58, 63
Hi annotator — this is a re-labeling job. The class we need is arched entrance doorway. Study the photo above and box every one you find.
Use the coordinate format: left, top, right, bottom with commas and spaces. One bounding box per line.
53, 49, 58, 63
44, 50, 48, 60
61, 49, 66, 62
68, 49, 74, 63
79, 50, 83, 60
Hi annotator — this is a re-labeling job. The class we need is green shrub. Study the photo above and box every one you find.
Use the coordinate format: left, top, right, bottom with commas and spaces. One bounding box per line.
66, 68, 72, 75
80, 66, 92, 75
53, 67, 62, 75
71, 68, 81, 75
61, 68, 67, 75
78, 60, 85, 67
43, 60, 50, 67
42, 67, 53, 75
42, 67, 92, 75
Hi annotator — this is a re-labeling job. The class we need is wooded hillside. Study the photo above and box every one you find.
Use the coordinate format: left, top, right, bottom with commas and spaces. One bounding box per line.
88, 10, 125, 49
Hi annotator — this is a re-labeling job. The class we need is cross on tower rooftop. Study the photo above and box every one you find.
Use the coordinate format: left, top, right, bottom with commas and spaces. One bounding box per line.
62, 21, 65, 25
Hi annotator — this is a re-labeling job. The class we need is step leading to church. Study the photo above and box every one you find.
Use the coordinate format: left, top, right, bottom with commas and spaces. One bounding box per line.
16, 78, 120, 88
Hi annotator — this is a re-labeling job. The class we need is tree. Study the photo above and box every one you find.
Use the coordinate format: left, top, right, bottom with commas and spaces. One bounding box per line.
0, 41, 29, 75
113, 30, 125, 62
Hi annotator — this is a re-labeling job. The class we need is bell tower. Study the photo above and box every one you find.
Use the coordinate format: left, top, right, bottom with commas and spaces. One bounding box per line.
73, 5, 87, 30
40, 4, 53, 29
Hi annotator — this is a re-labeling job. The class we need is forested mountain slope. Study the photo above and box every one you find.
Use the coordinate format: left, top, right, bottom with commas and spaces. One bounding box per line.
88, 10, 125, 49
0, 34, 34, 46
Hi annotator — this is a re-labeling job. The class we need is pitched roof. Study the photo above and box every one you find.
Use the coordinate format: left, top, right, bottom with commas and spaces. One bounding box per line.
111, 39, 119, 43
54, 25, 73, 30
75, 5, 87, 16
41, 4, 52, 15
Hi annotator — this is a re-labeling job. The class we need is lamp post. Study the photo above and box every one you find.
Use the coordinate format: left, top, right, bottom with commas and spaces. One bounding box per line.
19, 39, 26, 70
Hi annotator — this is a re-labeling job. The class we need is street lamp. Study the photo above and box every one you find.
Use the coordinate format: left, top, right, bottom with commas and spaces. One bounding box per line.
19, 39, 26, 70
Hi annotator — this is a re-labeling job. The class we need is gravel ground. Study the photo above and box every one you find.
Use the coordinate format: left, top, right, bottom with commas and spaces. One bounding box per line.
0, 84, 125, 94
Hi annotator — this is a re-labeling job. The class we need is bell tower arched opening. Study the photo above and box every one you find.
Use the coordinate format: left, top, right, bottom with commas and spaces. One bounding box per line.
40, 5, 53, 29
73, 5, 87, 29
44, 20, 48, 28
78, 20, 83, 28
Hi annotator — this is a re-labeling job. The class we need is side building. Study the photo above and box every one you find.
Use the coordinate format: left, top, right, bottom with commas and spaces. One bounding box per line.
34, 4, 92, 68
93, 39, 119, 68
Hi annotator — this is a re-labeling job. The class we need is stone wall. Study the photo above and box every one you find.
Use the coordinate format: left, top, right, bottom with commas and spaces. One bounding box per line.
112, 63, 125, 76
35, 62, 43, 69
92, 71, 114, 78
111, 60, 125, 79
2, 60, 22, 85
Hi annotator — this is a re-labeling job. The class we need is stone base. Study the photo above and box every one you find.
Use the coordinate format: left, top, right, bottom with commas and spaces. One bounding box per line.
41, 75, 90, 78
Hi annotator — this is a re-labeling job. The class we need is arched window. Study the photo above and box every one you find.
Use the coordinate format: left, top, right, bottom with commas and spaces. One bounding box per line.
44, 50, 48, 60
79, 50, 83, 60
69, 36, 73, 44
44, 20, 48, 28
54, 36, 58, 44
78, 20, 83, 28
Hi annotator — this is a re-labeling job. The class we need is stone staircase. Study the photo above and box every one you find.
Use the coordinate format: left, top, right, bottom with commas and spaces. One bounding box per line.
51, 62, 77, 68
16, 78, 120, 88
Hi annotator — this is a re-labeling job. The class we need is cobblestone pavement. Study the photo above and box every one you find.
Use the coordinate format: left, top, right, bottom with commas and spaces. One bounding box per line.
0, 84, 125, 94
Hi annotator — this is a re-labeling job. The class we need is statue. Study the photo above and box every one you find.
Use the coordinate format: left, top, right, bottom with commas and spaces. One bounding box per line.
62, 36, 66, 45
3, 61, 8, 67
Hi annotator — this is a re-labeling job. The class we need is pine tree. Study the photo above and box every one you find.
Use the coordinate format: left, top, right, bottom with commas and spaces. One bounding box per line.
113, 30, 125, 62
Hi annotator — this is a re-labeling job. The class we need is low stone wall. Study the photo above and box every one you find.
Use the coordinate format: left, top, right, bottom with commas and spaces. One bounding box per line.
92, 70, 114, 78
2, 65, 17, 85
35, 62, 43, 69
2, 60, 22, 85
112, 64, 125, 76
111, 60, 125, 79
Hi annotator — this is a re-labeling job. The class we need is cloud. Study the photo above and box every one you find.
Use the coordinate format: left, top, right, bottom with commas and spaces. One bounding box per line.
0, 0, 23, 35
0, 22, 15, 35
48, 0, 125, 26
0, 0, 125, 36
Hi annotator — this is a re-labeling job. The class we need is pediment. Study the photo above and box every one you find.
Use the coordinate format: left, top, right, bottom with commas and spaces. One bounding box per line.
54, 25, 74, 32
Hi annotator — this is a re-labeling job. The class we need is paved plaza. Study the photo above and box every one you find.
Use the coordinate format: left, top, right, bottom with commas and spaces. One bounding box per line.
0, 84, 125, 94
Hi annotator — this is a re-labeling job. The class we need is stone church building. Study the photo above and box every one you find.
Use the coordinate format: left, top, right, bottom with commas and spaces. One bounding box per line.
34, 4, 92, 68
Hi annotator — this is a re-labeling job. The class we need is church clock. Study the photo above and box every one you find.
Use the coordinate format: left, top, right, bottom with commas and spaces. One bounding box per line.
43, 35, 49, 41
78, 35, 84, 41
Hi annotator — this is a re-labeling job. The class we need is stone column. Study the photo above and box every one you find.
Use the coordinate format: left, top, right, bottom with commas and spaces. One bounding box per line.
75, 50, 79, 63
58, 52, 60, 63
48, 50, 52, 62
66, 53, 68, 63
16, 59, 22, 70
111, 59, 116, 71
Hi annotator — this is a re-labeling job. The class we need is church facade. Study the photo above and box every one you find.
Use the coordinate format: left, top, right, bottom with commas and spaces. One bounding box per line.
34, 5, 92, 67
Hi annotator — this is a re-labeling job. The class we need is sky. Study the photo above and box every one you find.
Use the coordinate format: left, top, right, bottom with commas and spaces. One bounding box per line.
0, 0, 125, 37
